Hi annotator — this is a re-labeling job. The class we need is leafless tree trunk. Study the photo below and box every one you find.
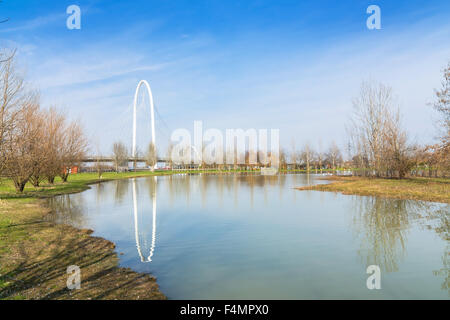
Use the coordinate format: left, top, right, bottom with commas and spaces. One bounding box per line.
429, 62, 450, 176
2, 93, 42, 192
112, 141, 128, 172
348, 81, 412, 178
145, 142, 157, 171
301, 143, 313, 172
59, 120, 87, 182
0, 49, 26, 176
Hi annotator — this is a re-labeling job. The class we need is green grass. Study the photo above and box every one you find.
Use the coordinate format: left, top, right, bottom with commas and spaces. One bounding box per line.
0, 171, 163, 198
0, 169, 303, 199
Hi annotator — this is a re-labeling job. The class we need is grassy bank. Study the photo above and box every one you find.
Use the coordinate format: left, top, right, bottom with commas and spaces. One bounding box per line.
0, 171, 175, 300
0, 171, 179, 199
0, 169, 273, 199
296, 176, 450, 203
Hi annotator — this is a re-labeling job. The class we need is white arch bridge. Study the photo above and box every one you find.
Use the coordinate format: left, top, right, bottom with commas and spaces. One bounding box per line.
82, 80, 171, 168
132, 80, 156, 165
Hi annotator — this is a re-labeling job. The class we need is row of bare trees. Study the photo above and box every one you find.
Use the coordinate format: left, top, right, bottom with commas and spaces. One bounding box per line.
285, 141, 343, 172
0, 51, 87, 191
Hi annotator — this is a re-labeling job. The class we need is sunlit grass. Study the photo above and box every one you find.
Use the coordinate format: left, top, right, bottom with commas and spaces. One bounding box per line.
297, 176, 450, 203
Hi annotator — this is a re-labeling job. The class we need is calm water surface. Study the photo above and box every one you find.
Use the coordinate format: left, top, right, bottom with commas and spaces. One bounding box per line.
47, 174, 449, 299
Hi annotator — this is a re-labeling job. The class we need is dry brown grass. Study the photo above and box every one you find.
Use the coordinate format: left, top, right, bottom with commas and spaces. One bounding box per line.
296, 176, 450, 203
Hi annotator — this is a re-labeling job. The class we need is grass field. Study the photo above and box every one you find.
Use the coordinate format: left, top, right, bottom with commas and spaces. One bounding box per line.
297, 176, 450, 203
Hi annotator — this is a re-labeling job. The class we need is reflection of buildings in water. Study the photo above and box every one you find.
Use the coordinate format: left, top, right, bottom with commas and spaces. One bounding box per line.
133, 177, 157, 263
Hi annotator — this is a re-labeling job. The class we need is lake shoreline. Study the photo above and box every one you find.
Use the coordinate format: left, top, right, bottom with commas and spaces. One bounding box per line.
2, 172, 448, 299
296, 176, 450, 203
1, 170, 269, 299
0, 172, 172, 300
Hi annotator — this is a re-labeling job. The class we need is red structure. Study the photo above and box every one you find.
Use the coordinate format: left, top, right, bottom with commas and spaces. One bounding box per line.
63, 166, 79, 174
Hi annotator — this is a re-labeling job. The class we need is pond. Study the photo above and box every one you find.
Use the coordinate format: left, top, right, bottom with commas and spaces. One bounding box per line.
46, 174, 449, 299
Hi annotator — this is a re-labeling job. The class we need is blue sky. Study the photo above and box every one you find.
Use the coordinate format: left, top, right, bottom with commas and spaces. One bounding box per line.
1, 0, 450, 155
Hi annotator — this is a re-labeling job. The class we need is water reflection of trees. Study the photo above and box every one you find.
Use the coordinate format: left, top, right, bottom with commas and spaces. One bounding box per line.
46, 194, 86, 228
114, 179, 129, 204
420, 203, 449, 293
351, 197, 415, 273
352, 197, 449, 293
163, 172, 291, 209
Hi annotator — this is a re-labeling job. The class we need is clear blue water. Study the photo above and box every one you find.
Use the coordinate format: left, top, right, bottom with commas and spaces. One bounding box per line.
47, 174, 449, 299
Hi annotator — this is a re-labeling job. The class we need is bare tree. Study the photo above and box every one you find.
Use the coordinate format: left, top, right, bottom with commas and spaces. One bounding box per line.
166, 141, 173, 169
326, 141, 342, 171
2, 93, 42, 192
348, 81, 413, 178
93, 141, 107, 179
29, 107, 48, 187
112, 141, 128, 172
300, 143, 313, 172
42, 107, 65, 184
349, 81, 394, 176
429, 62, 450, 176
0, 50, 26, 175
0, 49, 89, 190
59, 120, 87, 182
279, 148, 287, 170
290, 139, 296, 169
145, 142, 157, 171
432, 61, 450, 142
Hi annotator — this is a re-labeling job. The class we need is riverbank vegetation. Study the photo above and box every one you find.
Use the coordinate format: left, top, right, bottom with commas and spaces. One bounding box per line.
287, 64, 449, 179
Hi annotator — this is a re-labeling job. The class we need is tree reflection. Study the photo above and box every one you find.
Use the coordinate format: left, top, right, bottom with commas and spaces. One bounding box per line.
351, 197, 415, 273
46, 194, 86, 228
351, 196, 449, 294
419, 203, 449, 294
114, 179, 129, 204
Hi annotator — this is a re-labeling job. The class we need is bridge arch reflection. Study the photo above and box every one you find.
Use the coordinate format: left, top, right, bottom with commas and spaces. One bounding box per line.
132, 177, 157, 262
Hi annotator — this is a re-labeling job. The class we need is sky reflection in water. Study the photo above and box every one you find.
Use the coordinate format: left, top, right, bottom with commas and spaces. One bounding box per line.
47, 174, 449, 299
